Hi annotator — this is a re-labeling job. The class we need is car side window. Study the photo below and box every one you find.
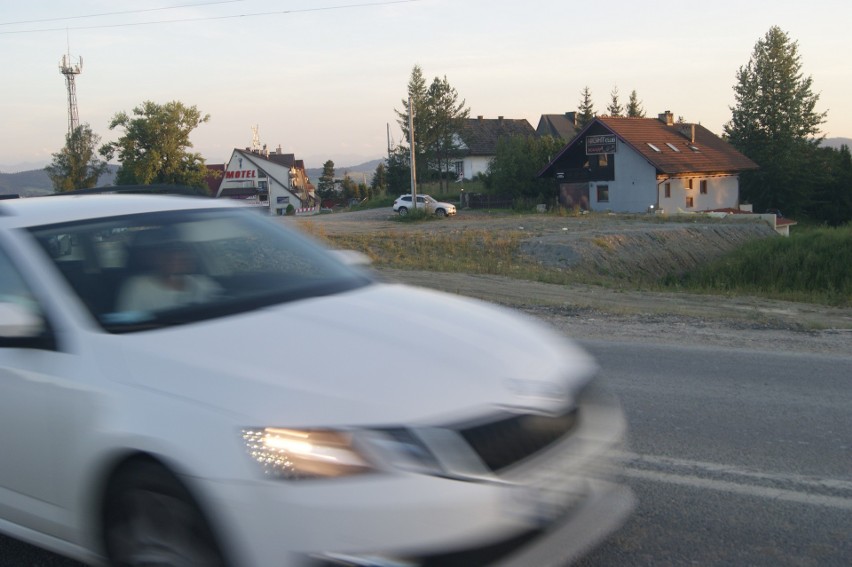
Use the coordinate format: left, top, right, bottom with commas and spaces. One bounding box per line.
0, 246, 40, 314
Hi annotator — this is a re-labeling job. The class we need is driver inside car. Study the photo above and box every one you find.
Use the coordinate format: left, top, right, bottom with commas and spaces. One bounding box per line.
116, 240, 220, 313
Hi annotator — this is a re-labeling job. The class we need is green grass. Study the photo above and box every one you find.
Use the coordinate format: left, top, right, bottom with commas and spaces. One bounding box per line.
669, 225, 852, 305
303, 216, 852, 307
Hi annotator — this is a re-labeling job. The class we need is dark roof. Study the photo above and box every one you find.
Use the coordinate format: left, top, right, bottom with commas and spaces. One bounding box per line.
536, 113, 578, 140
237, 148, 297, 169
458, 117, 536, 156
541, 116, 758, 177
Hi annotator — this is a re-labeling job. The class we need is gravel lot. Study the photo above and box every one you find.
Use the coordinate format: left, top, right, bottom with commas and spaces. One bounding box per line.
287, 208, 852, 356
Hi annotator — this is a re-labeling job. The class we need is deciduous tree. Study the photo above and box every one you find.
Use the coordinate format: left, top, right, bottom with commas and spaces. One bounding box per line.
384, 146, 411, 195
370, 162, 387, 196
487, 135, 563, 200
45, 123, 109, 191
100, 100, 210, 188
724, 26, 827, 216
425, 75, 469, 193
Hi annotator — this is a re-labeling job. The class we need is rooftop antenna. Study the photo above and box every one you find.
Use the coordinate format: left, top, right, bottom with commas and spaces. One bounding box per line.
251, 125, 261, 152
59, 32, 83, 135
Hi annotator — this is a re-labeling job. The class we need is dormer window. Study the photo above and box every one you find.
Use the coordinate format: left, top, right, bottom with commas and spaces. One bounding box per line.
646, 143, 662, 152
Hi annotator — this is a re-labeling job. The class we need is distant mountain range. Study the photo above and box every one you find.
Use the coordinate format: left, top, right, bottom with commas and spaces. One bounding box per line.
822, 137, 852, 150
0, 166, 118, 197
0, 158, 385, 197
305, 159, 383, 183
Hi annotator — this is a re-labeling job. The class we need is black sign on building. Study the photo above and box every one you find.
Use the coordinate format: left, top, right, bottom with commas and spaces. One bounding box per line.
585, 134, 617, 155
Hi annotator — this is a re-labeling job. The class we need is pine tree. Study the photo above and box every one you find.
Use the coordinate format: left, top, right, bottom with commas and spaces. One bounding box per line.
626, 90, 645, 118
724, 26, 827, 216
394, 65, 431, 184
606, 86, 623, 117
426, 75, 469, 193
317, 160, 336, 200
577, 86, 596, 128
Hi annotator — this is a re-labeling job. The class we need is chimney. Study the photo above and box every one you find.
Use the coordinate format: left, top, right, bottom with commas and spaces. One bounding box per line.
658, 111, 674, 126
678, 124, 696, 143
477, 115, 484, 121
565, 111, 578, 127
276, 144, 282, 154
498, 116, 504, 123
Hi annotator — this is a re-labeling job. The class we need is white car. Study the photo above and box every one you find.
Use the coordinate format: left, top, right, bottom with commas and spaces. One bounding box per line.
0, 193, 633, 567
393, 194, 457, 217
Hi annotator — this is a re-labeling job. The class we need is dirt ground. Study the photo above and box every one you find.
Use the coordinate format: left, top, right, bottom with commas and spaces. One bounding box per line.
287, 209, 852, 356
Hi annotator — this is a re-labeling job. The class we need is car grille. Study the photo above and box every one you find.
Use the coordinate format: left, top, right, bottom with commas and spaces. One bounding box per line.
457, 408, 579, 473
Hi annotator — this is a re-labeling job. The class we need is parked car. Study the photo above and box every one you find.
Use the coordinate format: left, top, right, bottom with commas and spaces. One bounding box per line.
0, 193, 633, 567
393, 193, 457, 216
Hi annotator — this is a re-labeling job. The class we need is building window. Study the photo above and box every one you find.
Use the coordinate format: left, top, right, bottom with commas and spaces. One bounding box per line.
685, 196, 694, 208
664, 182, 671, 198
700, 180, 708, 194
665, 142, 681, 152
646, 143, 662, 152
597, 185, 609, 203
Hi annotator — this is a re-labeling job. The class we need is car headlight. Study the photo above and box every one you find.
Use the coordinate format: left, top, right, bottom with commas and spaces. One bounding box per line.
242, 427, 376, 480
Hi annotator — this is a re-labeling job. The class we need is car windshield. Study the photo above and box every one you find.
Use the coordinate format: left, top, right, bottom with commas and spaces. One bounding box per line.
28, 207, 372, 333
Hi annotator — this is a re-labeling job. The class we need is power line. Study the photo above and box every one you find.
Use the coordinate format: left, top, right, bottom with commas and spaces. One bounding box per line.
0, 1, 245, 26
0, 0, 422, 35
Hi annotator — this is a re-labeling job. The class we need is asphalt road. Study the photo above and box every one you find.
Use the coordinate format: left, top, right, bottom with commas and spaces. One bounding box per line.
3, 342, 850, 566
577, 340, 852, 567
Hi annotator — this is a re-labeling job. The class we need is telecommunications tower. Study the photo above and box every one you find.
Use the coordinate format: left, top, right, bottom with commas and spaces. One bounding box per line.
59, 51, 83, 135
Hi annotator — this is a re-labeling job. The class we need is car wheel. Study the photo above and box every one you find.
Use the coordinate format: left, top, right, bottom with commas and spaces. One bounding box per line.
397, 207, 408, 216
435, 208, 446, 217
103, 460, 227, 567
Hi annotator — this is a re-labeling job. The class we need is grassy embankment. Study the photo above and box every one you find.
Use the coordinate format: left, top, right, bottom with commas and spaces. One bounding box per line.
670, 225, 852, 306
304, 217, 852, 307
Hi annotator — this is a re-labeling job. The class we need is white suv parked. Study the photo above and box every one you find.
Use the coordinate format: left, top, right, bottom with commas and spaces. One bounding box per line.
0, 193, 632, 567
393, 194, 457, 216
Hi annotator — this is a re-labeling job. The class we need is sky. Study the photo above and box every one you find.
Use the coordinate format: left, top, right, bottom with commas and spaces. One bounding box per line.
1, 0, 851, 172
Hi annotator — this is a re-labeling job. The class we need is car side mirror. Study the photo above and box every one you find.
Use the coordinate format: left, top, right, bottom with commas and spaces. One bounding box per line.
0, 302, 54, 349
329, 249, 372, 267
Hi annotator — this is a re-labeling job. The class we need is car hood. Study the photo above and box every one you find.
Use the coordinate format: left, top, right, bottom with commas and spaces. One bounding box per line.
104, 283, 597, 427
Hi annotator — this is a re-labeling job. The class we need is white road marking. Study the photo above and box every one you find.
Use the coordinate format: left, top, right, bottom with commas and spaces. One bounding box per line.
616, 452, 852, 511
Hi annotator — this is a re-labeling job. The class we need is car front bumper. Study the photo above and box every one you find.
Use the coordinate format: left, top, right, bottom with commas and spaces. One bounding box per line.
192, 394, 633, 567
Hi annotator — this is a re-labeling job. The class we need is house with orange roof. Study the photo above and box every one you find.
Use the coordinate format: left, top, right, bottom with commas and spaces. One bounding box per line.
538, 111, 758, 213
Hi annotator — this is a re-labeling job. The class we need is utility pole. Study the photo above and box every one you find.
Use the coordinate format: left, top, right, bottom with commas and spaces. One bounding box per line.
408, 96, 417, 209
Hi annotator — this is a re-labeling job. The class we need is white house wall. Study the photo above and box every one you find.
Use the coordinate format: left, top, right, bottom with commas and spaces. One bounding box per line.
463, 156, 492, 179
590, 141, 657, 212
586, 141, 740, 213
658, 175, 740, 214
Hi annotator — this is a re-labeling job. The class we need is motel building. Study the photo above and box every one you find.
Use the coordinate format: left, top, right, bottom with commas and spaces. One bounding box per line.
216, 146, 317, 215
